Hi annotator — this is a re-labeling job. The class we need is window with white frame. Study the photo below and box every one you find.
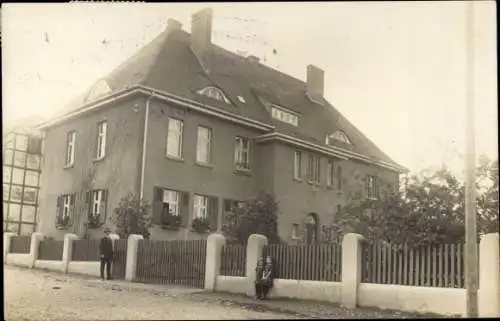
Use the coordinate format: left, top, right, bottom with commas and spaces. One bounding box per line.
166, 118, 184, 158
327, 159, 335, 187
96, 121, 107, 159
91, 190, 103, 217
56, 193, 74, 227
196, 87, 231, 104
63, 194, 72, 218
193, 194, 208, 219
307, 154, 320, 184
366, 175, 379, 199
326, 131, 351, 146
65, 131, 76, 166
294, 150, 302, 179
196, 126, 212, 164
271, 105, 299, 126
163, 189, 180, 216
235, 136, 250, 170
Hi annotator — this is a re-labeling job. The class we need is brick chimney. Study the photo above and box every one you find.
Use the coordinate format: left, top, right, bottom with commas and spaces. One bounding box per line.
190, 8, 213, 67
167, 18, 182, 31
306, 64, 324, 102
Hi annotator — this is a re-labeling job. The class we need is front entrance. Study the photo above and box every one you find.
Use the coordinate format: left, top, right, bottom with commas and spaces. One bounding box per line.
305, 213, 319, 244
112, 239, 127, 280
135, 239, 207, 288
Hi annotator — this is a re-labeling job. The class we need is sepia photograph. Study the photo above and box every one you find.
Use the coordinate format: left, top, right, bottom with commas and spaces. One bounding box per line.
2, 1, 498, 320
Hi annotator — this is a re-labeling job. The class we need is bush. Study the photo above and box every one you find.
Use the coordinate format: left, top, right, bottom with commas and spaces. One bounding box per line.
111, 193, 153, 239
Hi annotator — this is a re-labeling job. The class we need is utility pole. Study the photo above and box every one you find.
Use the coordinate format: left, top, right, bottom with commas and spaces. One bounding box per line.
465, 0, 478, 318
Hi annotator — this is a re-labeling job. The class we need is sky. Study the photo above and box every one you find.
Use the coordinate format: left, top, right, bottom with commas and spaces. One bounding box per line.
1, 2, 497, 175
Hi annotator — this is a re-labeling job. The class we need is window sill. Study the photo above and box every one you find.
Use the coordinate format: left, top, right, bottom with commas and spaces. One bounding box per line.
63, 164, 74, 170
189, 228, 211, 234
93, 156, 106, 163
56, 225, 70, 230
367, 197, 379, 201
159, 224, 181, 231
195, 162, 214, 169
293, 177, 303, 183
165, 155, 185, 163
234, 168, 252, 177
326, 185, 334, 190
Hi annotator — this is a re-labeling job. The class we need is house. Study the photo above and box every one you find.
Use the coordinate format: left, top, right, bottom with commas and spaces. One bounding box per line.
3, 124, 43, 235
35, 8, 406, 242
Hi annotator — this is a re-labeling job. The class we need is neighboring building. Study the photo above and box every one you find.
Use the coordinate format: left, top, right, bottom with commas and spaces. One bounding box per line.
3, 127, 43, 235
36, 9, 407, 242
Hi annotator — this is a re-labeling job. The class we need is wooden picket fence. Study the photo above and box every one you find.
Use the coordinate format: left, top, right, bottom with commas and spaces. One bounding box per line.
220, 245, 246, 276
38, 240, 64, 261
362, 242, 468, 288
71, 239, 100, 261
264, 243, 342, 282
10, 236, 31, 254
135, 239, 207, 288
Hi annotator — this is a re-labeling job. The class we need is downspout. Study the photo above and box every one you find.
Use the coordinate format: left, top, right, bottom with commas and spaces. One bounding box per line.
139, 92, 156, 200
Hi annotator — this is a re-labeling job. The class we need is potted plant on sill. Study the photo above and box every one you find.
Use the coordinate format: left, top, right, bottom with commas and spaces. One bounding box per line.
191, 217, 211, 234
55, 215, 70, 230
87, 214, 101, 229
160, 211, 181, 230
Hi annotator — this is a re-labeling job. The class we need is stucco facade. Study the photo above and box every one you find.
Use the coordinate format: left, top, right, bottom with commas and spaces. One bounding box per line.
38, 96, 398, 241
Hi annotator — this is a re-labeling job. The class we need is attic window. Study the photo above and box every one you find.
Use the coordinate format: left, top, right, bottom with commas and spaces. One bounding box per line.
271, 105, 299, 127
196, 86, 231, 104
326, 131, 351, 145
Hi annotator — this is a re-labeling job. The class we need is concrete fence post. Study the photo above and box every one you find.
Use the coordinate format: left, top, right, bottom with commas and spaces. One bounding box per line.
29, 232, 45, 268
125, 234, 143, 281
246, 234, 268, 296
479, 232, 500, 317
205, 233, 226, 291
341, 233, 365, 308
3, 232, 16, 263
62, 233, 80, 273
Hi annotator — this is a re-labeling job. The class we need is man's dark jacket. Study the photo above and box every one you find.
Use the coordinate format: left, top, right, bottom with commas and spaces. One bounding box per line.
99, 237, 114, 260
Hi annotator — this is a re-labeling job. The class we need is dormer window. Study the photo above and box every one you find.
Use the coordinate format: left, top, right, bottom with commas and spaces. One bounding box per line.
271, 105, 299, 127
196, 86, 231, 104
326, 131, 351, 145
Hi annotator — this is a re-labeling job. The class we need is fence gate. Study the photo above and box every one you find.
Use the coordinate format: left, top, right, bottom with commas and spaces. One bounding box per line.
112, 239, 128, 280
135, 239, 207, 288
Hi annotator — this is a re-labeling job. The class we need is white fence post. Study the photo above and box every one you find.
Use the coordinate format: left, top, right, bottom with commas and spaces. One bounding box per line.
479, 232, 500, 317
205, 233, 226, 291
341, 233, 365, 308
125, 234, 143, 281
246, 234, 268, 296
29, 232, 45, 268
62, 233, 80, 273
3, 232, 16, 263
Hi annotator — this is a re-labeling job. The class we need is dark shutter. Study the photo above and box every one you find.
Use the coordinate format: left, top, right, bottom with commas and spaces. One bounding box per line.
68, 194, 75, 226
152, 187, 163, 225
55, 195, 63, 224
99, 190, 107, 225
180, 192, 190, 228
85, 191, 92, 219
208, 196, 219, 231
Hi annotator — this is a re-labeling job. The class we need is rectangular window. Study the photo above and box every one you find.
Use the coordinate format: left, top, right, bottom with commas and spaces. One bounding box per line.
10, 186, 23, 202
307, 154, 320, 184
3, 167, 12, 183
193, 194, 208, 219
294, 150, 302, 179
91, 190, 103, 216
291, 224, 299, 240
223, 199, 244, 225
327, 159, 334, 187
96, 121, 108, 159
196, 126, 212, 164
166, 118, 184, 158
15, 135, 28, 151
3, 184, 10, 200
163, 189, 180, 216
235, 136, 250, 170
25, 170, 39, 187
337, 166, 343, 190
366, 175, 379, 199
271, 106, 299, 126
4, 149, 13, 165
65, 131, 76, 167
23, 188, 37, 204
27, 154, 41, 170
14, 151, 26, 167
62, 194, 73, 219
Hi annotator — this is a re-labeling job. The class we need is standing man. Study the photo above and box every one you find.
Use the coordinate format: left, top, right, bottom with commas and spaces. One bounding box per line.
99, 228, 114, 280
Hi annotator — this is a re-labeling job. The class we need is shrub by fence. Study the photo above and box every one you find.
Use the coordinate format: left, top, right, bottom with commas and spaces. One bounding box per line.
10, 236, 31, 254
135, 239, 207, 288
362, 242, 467, 288
71, 239, 100, 262
264, 243, 342, 282
38, 240, 64, 261
220, 245, 246, 276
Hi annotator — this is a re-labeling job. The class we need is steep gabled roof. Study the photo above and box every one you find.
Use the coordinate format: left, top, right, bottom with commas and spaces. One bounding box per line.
56, 27, 404, 170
